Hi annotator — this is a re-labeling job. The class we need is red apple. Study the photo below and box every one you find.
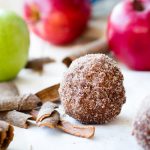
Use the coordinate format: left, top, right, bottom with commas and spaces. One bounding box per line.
24, 0, 91, 45
107, 0, 150, 70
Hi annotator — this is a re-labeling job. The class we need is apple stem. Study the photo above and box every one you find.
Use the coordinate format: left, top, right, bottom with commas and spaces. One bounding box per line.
132, 0, 144, 11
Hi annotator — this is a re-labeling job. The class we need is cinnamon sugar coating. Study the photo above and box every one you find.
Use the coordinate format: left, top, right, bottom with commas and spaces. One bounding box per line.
59, 54, 126, 124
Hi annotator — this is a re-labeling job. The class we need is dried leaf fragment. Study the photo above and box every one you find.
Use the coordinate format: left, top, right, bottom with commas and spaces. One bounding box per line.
36, 102, 58, 122
36, 102, 60, 128
57, 120, 95, 139
0, 110, 33, 129
30, 103, 95, 138
0, 94, 42, 112
38, 111, 60, 128
62, 39, 109, 67
30, 109, 39, 120
36, 84, 60, 103
0, 120, 14, 150
25, 57, 55, 71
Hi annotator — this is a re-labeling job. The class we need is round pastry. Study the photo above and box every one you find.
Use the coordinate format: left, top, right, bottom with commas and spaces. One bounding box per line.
133, 96, 150, 150
59, 54, 126, 124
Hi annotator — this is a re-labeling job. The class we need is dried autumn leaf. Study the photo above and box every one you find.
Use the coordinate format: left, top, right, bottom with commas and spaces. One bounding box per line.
30, 102, 95, 139
36, 102, 59, 128
0, 110, 33, 129
36, 84, 60, 103
0, 120, 14, 150
38, 111, 60, 128
57, 120, 95, 139
25, 57, 55, 71
62, 39, 109, 67
36, 102, 58, 122
0, 94, 42, 112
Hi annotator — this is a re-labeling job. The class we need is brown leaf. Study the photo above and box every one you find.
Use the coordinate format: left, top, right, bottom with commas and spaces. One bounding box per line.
0, 94, 42, 112
38, 111, 60, 128
36, 102, 58, 122
57, 120, 95, 139
62, 39, 109, 67
0, 120, 14, 150
36, 84, 60, 103
0, 110, 33, 129
25, 57, 55, 72
30, 101, 95, 139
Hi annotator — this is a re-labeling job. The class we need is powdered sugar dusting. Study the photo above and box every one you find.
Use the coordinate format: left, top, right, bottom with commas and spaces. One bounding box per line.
59, 54, 126, 124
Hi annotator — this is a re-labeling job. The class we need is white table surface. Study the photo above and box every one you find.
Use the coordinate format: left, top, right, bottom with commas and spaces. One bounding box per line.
0, 1, 148, 150
4, 33, 148, 150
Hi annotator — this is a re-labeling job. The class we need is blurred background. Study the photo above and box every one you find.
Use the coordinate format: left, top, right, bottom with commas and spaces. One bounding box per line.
0, 0, 120, 60
0, 1, 104, 61
0, 0, 120, 17
0, 0, 150, 82
0, 0, 127, 84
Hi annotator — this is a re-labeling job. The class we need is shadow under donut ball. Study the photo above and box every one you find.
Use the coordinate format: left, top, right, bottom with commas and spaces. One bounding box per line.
59, 54, 126, 124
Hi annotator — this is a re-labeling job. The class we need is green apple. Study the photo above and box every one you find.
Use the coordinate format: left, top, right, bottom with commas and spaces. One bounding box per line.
0, 10, 30, 81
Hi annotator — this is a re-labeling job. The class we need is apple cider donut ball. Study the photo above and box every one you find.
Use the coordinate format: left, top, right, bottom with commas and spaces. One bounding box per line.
59, 54, 126, 124
133, 96, 150, 150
